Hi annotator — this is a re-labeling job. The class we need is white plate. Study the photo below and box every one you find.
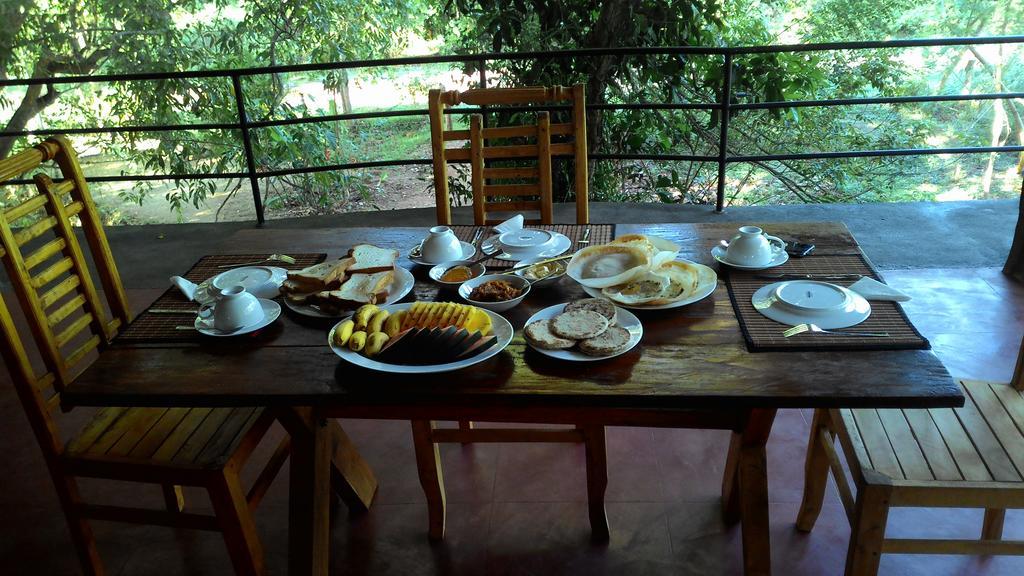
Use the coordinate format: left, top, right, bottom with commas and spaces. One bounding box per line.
409, 241, 476, 266
284, 267, 415, 318
194, 266, 288, 304
492, 232, 573, 262
711, 245, 789, 270
752, 280, 871, 329
525, 304, 643, 362
195, 299, 281, 337
328, 303, 514, 374
579, 260, 718, 310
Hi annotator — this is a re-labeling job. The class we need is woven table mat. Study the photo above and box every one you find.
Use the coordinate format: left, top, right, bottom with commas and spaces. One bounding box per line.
116, 253, 326, 344
450, 224, 614, 269
724, 252, 929, 352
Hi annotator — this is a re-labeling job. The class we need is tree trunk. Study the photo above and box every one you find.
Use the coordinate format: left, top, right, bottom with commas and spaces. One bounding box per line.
339, 69, 352, 114
0, 69, 58, 159
1004, 174, 1024, 282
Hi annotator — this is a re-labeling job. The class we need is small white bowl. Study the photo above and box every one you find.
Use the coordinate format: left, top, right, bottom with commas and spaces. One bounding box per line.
512, 256, 567, 288
428, 260, 487, 289
498, 229, 555, 258
458, 274, 531, 312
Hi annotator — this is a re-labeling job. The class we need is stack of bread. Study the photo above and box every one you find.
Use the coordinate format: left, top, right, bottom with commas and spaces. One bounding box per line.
281, 244, 399, 315
524, 298, 632, 356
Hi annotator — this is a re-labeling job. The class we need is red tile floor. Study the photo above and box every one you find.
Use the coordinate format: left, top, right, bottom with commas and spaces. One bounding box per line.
1, 267, 1022, 575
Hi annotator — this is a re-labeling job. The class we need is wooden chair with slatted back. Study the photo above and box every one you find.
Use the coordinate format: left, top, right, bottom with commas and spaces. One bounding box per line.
796, 332, 1024, 575
428, 85, 589, 226
418, 87, 606, 544
0, 137, 290, 576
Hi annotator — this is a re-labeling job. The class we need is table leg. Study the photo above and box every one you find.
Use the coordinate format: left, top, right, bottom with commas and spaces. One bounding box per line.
280, 408, 332, 576
723, 408, 777, 576
327, 419, 378, 513
411, 420, 446, 540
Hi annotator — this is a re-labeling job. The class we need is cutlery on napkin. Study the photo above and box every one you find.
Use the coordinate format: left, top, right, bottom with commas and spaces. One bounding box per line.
170, 276, 199, 301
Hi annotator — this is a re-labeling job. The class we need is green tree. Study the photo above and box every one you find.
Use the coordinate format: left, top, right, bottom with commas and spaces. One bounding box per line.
1, 0, 422, 215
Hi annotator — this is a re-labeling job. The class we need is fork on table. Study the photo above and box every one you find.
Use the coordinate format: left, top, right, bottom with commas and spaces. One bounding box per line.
783, 323, 890, 338
217, 253, 296, 268
577, 227, 591, 248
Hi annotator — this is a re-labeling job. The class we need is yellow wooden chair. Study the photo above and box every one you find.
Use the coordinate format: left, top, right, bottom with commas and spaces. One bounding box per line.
428, 85, 589, 225
419, 87, 607, 542
0, 137, 290, 576
796, 333, 1024, 575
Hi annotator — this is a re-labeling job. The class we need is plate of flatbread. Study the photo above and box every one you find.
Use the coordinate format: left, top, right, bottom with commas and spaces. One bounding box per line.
523, 298, 642, 361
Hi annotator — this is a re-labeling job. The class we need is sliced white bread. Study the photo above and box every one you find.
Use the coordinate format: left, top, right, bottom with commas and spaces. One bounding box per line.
285, 257, 354, 292
347, 244, 399, 274
319, 271, 394, 308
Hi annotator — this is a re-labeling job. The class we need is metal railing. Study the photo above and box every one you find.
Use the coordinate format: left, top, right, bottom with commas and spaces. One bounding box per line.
2, 35, 1023, 223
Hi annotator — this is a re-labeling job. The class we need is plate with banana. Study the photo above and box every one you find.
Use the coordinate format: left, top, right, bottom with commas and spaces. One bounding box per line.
327, 301, 514, 373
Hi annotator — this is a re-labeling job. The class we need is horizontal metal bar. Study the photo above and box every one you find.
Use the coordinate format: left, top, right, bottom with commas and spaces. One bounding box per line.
1, 144, 1019, 189
731, 145, 1024, 162
0, 122, 239, 138
734, 92, 1024, 110
250, 108, 426, 128
2, 35, 1021, 88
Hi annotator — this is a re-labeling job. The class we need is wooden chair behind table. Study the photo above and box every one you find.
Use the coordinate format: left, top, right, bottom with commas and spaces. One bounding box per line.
417, 86, 608, 543
0, 137, 290, 576
428, 84, 589, 226
797, 331, 1024, 575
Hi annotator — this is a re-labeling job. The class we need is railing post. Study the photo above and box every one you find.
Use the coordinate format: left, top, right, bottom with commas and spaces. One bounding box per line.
231, 74, 265, 224
478, 58, 488, 129
716, 52, 733, 213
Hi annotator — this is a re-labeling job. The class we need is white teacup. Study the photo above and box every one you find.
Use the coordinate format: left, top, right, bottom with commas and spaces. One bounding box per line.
199, 285, 264, 332
421, 226, 463, 263
725, 226, 786, 267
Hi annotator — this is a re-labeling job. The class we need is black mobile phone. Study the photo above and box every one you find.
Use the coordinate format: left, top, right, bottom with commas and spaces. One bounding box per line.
786, 242, 815, 257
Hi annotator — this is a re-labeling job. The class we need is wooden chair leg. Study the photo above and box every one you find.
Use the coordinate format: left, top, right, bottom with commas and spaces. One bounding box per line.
162, 484, 185, 513
411, 420, 446, 541
54, 475, 105, 576
721, 431, 742, 524
209, 470, 264, 576
982, 508, 1006, 540
845, 486, 890, 576
458, 420, 474, 444
796, 409, 832, 532
581, 424, 610, 542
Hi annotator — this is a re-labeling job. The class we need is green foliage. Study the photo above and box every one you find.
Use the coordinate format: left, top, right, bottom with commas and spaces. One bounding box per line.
1, 0, 424, 218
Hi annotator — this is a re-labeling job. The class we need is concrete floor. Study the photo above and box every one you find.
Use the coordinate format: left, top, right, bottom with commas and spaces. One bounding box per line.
84, 199, 1019, 290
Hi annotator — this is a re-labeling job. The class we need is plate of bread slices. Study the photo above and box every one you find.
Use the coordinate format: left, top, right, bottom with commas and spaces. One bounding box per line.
328, 301, 514, 373
567, 234, 718, 310
280, 244, 413, 318
524, 298, 642, 361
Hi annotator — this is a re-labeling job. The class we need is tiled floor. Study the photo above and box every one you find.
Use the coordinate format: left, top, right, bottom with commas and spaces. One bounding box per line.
1, 267, 1022, 575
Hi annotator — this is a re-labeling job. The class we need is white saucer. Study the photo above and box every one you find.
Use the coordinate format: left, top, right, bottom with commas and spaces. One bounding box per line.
284, 267, 415, 318
409, 241, 476, 266
194, 266, 288, 304
711, 245, 789, 270
195, 298, 281, 336
524, 303, 643, 361
752, 280, 871, 329
492, 232, 572, 262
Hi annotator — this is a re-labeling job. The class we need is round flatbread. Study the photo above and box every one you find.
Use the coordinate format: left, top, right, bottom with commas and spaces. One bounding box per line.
578, 325, 631, 357
524, 319, 576, 350
550, 309, 609, 340
564, 298, 617, 323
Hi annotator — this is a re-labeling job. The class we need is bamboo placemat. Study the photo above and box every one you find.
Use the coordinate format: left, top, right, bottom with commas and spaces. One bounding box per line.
116, 253, 326, 344
724, 252, 930, 352
450, 224, 614, 269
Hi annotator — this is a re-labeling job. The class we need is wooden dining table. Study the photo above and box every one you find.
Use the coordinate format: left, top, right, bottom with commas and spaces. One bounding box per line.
62, 221, 962, 576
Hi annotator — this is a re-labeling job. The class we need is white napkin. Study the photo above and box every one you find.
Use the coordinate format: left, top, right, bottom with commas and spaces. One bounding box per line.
848, 277, 911, 302
492, 214, 524, 234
